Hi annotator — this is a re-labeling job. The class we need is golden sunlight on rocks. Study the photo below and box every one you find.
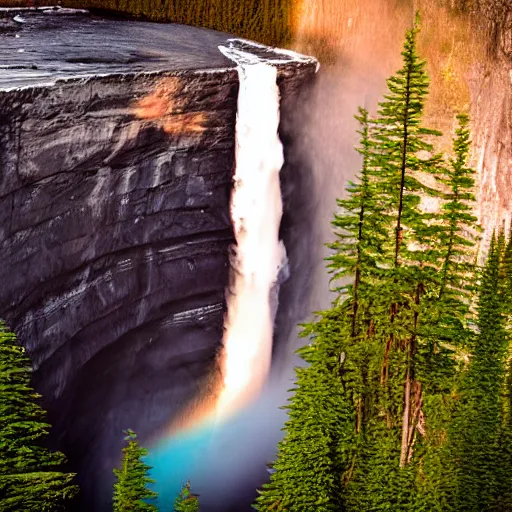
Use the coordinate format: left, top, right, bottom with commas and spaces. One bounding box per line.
133, 77, 207, 136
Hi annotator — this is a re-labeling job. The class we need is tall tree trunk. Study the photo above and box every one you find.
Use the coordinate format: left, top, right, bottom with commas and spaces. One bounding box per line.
400, 366, 412, 467
383, 64, 412, 389
394, 62, 413, 266
400, 283, 421, 467
352, 201, 365, 337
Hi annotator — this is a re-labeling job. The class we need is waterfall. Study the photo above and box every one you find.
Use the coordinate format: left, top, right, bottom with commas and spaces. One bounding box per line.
155, 40, 314, 436
146, 40, 317, 509
215, 42, 287, 421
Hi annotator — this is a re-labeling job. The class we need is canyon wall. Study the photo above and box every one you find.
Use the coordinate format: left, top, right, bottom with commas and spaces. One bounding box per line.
0, 10, 317, 510
0, 68, 238, 510
471, 0, 512, 248
0, 69, 239, 508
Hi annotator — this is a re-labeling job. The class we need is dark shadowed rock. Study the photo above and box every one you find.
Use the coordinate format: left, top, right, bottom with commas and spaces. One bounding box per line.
0, 8, 317, 511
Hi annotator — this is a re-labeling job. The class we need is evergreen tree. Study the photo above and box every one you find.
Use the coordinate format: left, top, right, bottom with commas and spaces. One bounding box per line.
0, 321, 78, 512
495, 229, 512, 511
412, 114, 480, 511
174, 482, 199, 512
344, 18, 451, 493
254, 309, 354, 511
255, 17, 484, 512
337, 18, 450, 480
501, 227, 512, 318
449, 236, 509, 511
328, 107, 388, 336
113, 429, 158, 512
497, 354, 512, 511
433, 113, 479, 343
373, 15, 443, 270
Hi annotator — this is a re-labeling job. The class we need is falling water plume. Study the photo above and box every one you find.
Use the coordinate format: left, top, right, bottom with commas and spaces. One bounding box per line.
157, 40, 317, 437
146, 42, 317, 507
214, 44, 286, 421
210, 38, 315, 422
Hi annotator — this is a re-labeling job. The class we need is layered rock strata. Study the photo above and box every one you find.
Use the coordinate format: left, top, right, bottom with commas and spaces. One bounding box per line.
0, 9, 317, 510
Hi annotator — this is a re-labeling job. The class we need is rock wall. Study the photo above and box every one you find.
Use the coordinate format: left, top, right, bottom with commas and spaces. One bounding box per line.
0, 68, 238, 508
0, 21, 317, 510
471, 0, 512, 246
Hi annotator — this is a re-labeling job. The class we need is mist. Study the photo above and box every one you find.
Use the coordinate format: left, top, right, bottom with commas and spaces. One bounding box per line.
146, 2, 495, 510
150, 6, 409, 512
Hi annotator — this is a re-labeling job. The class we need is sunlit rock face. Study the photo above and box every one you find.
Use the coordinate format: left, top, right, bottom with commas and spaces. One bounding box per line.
471, 1, 512, 247
0, 9, 317, 511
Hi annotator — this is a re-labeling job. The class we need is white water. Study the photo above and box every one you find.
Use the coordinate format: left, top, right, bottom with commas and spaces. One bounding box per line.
214, 42, 287, 421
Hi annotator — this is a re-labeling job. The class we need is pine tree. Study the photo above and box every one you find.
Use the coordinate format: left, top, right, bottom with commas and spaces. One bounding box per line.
327, 106, 393, 463
449, 236, 508, 511
0, 321, 78, 512
328, 107, 388, 336
174, 482, 199, 512
373, 15, 443, 271
325, 23, 448, 506
496, 229, 512, 511
368, 17, 473, 476
113, 429, 158, 512
498, 354, 512, 511
501, 227, 512, 317
254, 309, 355, 512
433, 113, 478, 343
411, 114, 480, 511
340, 16, 449, 484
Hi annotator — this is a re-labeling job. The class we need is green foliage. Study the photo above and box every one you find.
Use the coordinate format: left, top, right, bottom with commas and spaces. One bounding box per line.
254, 309, 355, 511
113, 430, 158, 512
341, 20, 460, 497
374, 17, 442, 266
257, 17, 488, 512
328, 107, 388, 331
174, 482, 199, 512
0, 321, 78, 512
448, 236, 509, 511
497, 358, 512, 511
345, 429, 418, 511
498, 232, 512, 510
431, 113, 479, 346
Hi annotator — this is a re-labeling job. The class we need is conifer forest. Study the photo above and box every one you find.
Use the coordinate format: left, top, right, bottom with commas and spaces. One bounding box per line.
1, 0, 512, 511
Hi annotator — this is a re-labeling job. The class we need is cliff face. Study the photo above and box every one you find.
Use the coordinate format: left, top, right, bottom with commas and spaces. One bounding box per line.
1, 62, 238, 512
0, 70, 240, 397
470, 1, 512, 244
0, 10, 317, 511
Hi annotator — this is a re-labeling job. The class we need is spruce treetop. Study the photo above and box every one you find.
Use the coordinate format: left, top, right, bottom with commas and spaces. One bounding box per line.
113, 429, 158, 512
174, 482, 199, 512
0, 321, 78, 512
